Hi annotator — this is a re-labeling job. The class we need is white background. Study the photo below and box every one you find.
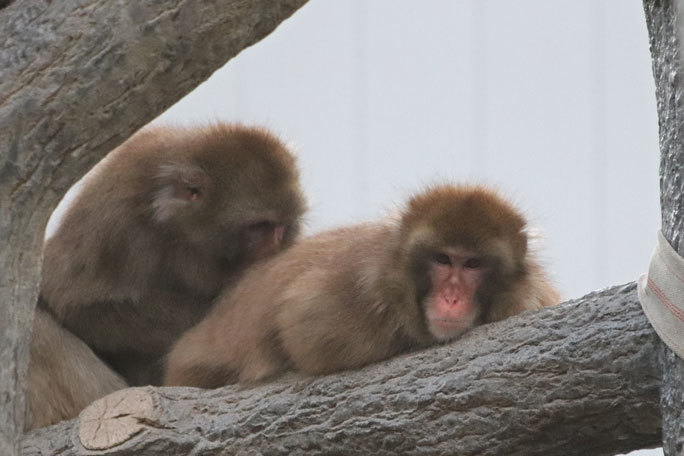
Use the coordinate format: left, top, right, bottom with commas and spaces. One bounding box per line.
151, 1, 660, 454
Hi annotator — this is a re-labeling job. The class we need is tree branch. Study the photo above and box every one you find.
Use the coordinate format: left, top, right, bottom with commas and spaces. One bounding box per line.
0, 1, 308, 453
22, 283, 662, 456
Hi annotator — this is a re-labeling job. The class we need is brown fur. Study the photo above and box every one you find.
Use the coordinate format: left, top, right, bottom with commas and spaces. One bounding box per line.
164, 184, 559, 388
25, 309, 128, 431
27, 123, 306, 430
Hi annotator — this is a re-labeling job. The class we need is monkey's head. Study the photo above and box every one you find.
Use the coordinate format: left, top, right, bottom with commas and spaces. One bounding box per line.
398, 185, 528, 342
149, 123, 306, 265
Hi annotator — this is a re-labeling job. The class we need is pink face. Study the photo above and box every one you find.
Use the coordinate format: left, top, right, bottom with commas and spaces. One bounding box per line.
424, 247, 489, 341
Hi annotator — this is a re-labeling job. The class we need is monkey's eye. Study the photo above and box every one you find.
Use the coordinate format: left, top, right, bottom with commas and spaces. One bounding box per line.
463, 258, 483, 269
432, 253, 451, 265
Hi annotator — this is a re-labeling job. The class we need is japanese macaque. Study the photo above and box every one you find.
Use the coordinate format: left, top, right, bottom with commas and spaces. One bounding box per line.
26, 123, 306, 430
164, 184, 560, 388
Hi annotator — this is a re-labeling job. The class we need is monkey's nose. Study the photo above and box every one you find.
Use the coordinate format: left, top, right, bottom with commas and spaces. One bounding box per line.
446, 297, 461, 306
443, 287, 463, 307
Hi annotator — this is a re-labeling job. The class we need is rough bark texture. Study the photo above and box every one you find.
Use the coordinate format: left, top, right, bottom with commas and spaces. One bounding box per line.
643, 1, 684, 454
0, 1, 308, 454
21, 283, 662, 456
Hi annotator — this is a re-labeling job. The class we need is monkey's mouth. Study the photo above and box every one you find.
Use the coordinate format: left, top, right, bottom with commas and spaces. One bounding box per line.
431, 318, 467, 328
428, 318, 471, 340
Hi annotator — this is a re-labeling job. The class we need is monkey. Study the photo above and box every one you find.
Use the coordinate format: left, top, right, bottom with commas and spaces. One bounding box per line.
164, 184, 560, 389
25, 309, 128, 431
26, 122, 306, 430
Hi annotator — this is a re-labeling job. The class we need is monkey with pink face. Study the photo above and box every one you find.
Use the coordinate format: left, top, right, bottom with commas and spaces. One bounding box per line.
165, 184, 560, 388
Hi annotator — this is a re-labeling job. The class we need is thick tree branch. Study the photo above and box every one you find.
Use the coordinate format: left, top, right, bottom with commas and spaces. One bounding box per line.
0, 1, 308, 454
643, 0, 684, 454
22, 283, 662, 456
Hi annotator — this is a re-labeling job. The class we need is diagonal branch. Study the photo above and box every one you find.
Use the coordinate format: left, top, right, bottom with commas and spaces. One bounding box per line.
22, 283, 662, 456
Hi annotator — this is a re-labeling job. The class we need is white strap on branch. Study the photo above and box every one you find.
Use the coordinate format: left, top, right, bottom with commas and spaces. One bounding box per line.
638, 230, 684, 358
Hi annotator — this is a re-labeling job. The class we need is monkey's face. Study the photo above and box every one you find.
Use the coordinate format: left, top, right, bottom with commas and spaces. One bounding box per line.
413, 246, 490, 341
151, 124, 306, 266
170, 180, 305, 266
210, 173, 305, 262
400, 184, 530, 340
240, 219, 299, 262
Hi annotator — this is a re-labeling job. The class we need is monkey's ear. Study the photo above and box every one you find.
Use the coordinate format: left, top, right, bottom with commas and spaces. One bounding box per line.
152, 162, 209, 222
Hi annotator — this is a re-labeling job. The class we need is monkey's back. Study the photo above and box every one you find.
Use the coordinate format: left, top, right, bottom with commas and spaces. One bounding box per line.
197, 221, 417, 382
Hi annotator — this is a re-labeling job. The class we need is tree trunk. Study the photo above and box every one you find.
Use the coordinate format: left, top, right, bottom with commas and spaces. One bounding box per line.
0, 1, 308, 454
643, 0, 684, 454
22, 283, 662, 456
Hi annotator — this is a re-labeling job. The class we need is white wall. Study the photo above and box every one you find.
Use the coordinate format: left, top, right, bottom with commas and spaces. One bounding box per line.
153, 1, 661, 454
156, 0, 660, 301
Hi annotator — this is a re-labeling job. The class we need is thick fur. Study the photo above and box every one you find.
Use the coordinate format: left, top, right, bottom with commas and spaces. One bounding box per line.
25, 309, 127, 431
27, 123, 306, 430
164, 184, 559, 388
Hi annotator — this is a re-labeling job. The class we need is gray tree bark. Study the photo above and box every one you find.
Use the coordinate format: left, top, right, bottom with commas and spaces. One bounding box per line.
21, 283, 662, 456
643, 0, 684, 454
0, 1, 308, 455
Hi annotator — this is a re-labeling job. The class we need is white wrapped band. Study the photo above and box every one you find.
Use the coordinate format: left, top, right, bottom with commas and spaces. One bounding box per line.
638, 231, 684, 358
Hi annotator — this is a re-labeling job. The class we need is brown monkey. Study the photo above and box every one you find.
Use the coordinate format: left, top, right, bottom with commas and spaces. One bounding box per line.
164, 184, 560, 388
27, 123, 306, 430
